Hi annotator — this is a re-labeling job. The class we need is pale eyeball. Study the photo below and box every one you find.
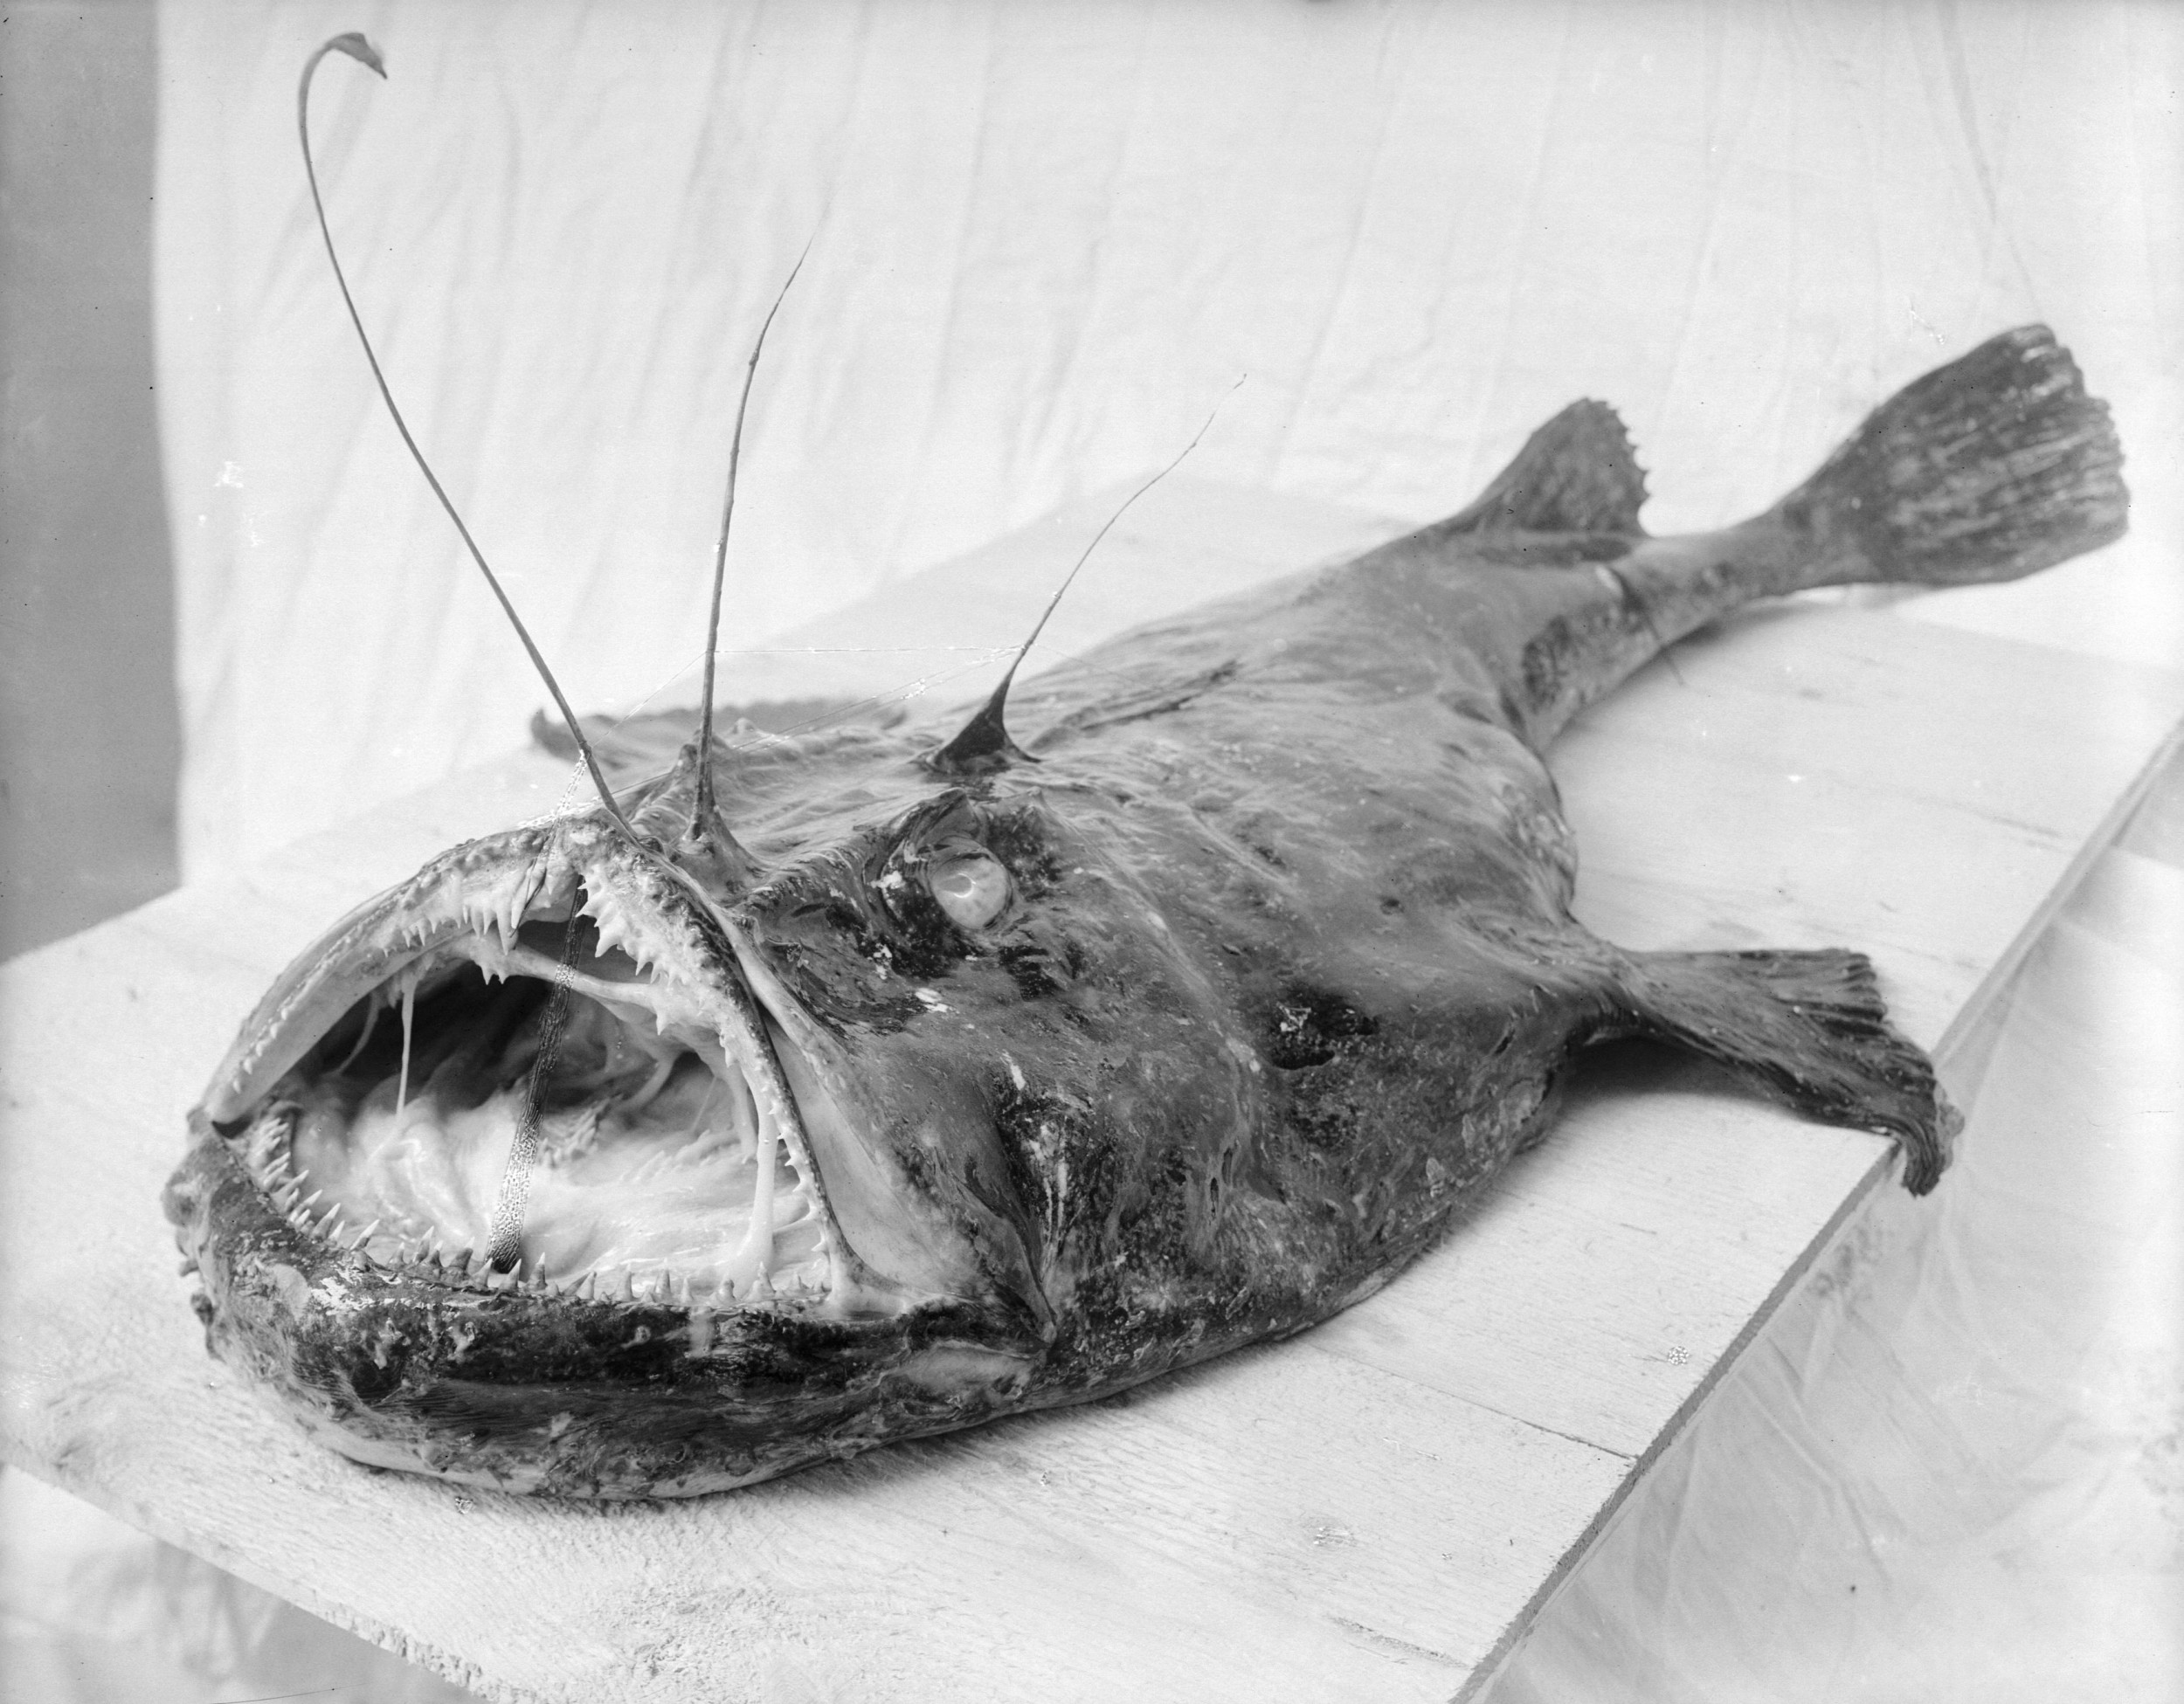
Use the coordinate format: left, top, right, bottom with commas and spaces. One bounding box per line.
928, 852, 1010, 930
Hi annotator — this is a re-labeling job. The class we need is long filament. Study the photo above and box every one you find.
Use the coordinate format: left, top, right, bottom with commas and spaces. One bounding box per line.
296, 36, 634, 840
693, 242, 814, 831
393, 978, 416, 1131
728, 1116, 779, 1291
999, 376, 1248, 702
484, 921, 582, 1273
930, 376, 1246, 769
331, 997, 382, 1075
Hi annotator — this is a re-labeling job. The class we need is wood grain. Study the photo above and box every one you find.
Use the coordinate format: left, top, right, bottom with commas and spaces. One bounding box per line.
3, 479, 2176, 1702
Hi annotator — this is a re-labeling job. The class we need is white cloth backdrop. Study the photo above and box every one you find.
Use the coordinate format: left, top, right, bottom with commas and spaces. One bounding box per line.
152, 2, 2181, 1696
155, 0, 2179, 875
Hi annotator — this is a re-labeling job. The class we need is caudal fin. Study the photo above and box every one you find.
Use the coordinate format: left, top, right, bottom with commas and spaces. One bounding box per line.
1784, 324, 2127, 588
1615, 948, 1957, 1194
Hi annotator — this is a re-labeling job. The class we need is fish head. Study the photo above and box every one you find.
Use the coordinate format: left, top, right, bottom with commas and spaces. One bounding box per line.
165, 724, 1259, 1494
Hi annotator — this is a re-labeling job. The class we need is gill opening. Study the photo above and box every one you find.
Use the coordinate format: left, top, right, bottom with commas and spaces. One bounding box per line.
926, 374, 1248, 775
297, 33, 634, 842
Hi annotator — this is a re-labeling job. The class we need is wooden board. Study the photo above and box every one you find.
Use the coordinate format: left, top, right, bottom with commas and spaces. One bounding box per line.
4, 479, 2179, 1702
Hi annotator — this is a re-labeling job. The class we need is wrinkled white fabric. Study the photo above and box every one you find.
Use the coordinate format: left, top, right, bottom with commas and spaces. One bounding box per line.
155, 0, 2181, 875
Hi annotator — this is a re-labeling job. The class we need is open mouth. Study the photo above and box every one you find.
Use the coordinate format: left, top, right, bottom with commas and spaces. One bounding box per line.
217, 847, 837, 1309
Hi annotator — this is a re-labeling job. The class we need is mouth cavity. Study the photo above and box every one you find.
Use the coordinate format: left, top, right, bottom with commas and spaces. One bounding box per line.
228, 881, 833, 1309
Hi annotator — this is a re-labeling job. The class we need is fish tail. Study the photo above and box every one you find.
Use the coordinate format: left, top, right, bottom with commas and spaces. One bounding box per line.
1613, 948, 1957, 1194
1775, 324, 2127, 590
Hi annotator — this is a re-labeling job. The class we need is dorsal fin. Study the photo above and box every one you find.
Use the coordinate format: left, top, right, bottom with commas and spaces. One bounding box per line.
1443, 399, 1648, 536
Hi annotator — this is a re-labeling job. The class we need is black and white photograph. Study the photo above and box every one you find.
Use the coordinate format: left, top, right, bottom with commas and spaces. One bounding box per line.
3, 3, 2179, 1700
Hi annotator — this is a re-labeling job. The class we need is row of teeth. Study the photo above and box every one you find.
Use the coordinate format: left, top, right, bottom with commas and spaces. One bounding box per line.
238, 1111, 814, 1308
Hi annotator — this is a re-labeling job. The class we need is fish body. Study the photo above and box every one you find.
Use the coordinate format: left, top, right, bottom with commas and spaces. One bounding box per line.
165, 326, 2125, 1496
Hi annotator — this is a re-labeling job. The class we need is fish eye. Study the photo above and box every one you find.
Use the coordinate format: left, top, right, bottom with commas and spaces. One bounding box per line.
927, 851, 1010, 930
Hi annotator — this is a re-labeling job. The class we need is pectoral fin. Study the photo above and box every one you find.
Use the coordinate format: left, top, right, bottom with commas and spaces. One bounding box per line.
1611, 948, 1956, 1193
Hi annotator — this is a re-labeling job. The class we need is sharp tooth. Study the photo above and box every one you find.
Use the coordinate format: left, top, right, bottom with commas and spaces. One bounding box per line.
300, 1190, 324, 1214
577, 1272, 598, 1300
673, 1273, 693, 1307
352, 1218, 382, 1251
612, 1269, 635, 1302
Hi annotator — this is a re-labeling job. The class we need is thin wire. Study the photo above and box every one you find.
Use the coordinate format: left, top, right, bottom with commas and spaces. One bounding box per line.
297, 35, 634, 840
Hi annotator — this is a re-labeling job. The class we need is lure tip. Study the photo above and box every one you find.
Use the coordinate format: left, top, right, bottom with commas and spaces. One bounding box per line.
326, 31, 387, 78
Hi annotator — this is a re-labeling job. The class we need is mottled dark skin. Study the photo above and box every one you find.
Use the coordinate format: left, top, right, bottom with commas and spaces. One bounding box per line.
167, 327, 2128, 1495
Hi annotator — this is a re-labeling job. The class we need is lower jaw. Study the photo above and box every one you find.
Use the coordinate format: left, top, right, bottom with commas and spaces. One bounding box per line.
164, 1126, 1040, 1498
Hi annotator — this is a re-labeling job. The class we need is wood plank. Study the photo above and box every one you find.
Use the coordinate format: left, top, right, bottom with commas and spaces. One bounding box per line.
4, 479, 2178, 1702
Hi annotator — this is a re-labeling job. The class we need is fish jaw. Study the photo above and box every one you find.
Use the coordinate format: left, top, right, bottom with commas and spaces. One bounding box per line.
167, 811, 1046, 1495
162, 1119, 1040, 1495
